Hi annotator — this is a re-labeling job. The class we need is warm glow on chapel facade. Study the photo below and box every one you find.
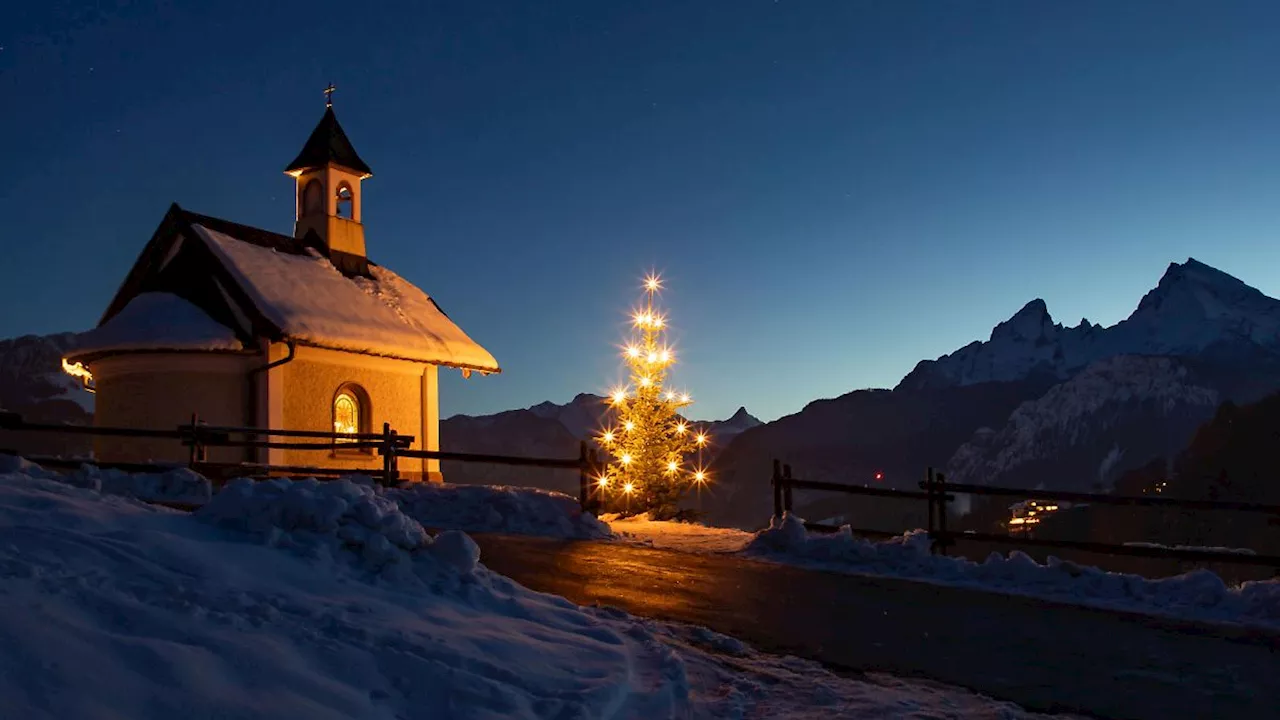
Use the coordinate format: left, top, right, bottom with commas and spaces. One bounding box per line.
63, 90, 499, 479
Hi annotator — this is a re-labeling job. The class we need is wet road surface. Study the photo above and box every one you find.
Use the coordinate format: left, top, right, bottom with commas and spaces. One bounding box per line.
473, 534, 1280, 720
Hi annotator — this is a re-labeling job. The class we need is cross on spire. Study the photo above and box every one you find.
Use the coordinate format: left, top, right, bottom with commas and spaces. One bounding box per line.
324, 83, 337, 107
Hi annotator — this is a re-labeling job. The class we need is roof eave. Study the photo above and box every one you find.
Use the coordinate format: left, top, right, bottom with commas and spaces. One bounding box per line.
282, 161, 373, 180
65, 347, 258, 365
290, 339, 501, 374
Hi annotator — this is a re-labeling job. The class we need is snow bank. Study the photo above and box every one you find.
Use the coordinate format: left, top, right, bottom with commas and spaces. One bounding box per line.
388, 482, 613, 540
5, 457, 604, 541
0, 454, 212, 504
198, 477, 476, 576
0, 472, 1062, 719
745, 514, 1280, 629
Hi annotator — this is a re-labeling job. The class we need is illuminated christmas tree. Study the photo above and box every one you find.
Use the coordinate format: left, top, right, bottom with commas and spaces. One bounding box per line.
596, 274, 709, 517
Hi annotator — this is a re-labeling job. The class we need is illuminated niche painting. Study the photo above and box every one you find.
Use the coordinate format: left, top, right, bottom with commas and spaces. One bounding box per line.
333, 390, 359, 442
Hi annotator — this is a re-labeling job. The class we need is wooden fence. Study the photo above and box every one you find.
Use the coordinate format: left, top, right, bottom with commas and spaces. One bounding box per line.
771, 461, 1280, 569
396, 444, 604, 511
0, 411, 603, 508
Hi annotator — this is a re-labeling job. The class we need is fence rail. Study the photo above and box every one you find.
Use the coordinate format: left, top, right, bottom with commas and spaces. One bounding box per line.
771, 461, 1280, 569
1, 412, 415, 485
0, 411, 605, 509
402, 442, 604, 511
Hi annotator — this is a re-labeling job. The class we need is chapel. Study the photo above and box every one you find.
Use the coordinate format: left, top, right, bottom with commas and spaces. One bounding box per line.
63, 94, 499, 481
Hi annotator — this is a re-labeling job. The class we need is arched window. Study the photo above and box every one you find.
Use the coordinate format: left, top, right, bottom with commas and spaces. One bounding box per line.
335, 183, 354, 219
332, 384, 369, 450
302, 179, 324, 216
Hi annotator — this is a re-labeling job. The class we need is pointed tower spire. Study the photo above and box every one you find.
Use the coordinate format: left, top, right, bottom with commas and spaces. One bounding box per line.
284, 105, 373, 179
285, 92, 373, 275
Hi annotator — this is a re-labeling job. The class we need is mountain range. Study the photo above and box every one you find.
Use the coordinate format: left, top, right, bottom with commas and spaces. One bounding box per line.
4, 257, 1278, 535
708, 258, 1280, 529
441, 394, 760, 495
0, 333, 95, 457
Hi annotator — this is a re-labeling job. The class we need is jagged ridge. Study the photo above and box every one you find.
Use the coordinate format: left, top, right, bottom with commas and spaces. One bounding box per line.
898, 259, 1280, 391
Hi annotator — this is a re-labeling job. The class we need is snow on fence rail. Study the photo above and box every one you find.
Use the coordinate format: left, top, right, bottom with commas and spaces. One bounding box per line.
770, 460, 1280, 569
0, 411, 606, 508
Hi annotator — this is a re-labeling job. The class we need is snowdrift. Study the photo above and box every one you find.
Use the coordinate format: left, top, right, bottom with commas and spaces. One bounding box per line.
746, 514, 1280, 629
0, 454, 212, 504
0, 470, 1059, 719
387, 482, 613, 540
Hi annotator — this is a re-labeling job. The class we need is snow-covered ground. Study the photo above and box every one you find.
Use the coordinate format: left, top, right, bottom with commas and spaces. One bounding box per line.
744, 514, 1280, 630
605, 509, 1280, 629
389, 481, 612, 539
23, 452, 1277, 632
2, 454, 212, 504
0, 469, 1068, 720
606, 513, 753, 553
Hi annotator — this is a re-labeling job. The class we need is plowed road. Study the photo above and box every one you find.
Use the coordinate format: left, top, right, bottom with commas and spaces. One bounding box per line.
473, 534, 1280, 720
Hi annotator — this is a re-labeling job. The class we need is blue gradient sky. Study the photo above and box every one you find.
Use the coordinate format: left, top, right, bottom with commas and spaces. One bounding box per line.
4, 1, 1280, 422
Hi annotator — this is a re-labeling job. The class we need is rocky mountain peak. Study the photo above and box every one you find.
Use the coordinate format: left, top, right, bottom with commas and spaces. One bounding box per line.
1134, 258, 1255, 315
990, 299, 1055, 344
898, 259, 1280, 392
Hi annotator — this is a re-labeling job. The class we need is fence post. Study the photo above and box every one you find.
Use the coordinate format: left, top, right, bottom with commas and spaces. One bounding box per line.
782, 463, 794, 513
925, 466, 935, 541
577, 440, 589, 511
187, 412, 207, 465
389, 427, 400, 484
936, 471, 949, 556
380, 422, 397, 486
589, 448, 602, 514
771, 459, 783, 520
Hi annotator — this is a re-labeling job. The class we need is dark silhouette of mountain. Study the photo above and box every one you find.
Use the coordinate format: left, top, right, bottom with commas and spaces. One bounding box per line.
709, 259, 1280, 530
441, 394, 760, 494
0, 333, 94, 457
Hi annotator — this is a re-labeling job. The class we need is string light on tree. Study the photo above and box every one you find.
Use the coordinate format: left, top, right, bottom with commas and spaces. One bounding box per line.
595, 272, 710, 517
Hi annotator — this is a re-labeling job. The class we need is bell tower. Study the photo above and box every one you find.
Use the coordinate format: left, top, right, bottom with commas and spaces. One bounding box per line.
284, 85, 374, 272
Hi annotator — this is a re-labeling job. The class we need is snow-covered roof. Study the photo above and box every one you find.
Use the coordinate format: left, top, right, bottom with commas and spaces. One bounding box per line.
193, 224, 500, 371
70, 292, 244, 357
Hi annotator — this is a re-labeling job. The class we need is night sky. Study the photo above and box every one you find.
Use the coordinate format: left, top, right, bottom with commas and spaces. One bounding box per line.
4, 1, 1280, 422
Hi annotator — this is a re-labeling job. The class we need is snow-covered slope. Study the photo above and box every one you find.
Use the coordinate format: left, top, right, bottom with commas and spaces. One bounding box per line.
1115, 258, 1280, 354
0, 470, 1061, 720
899, 259, 1280, 391
945, 356, 1221, 496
